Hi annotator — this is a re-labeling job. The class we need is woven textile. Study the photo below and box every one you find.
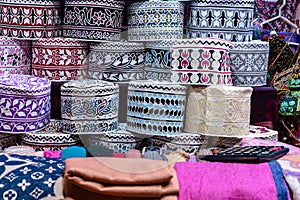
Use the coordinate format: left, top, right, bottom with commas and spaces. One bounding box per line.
185, 85, 253, 137
174, 161, 289, 200
294, 1, 300, 28
254, 0, 299, 32
277, 154, 300, 200
63, 157, 179, 200
0, 153, 64, 200
261, 29, 300, 53
268, 34, 295, 82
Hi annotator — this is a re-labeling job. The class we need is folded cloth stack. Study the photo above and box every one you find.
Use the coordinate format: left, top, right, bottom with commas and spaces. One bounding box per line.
63, 157, 179, 200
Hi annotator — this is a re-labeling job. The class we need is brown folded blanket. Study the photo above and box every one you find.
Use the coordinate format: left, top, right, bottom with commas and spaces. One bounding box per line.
63, 157, 179, 200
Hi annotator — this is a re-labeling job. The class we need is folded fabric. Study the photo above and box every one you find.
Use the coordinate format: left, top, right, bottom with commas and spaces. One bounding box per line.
277, 154, 300, 200
174, 161, 290, 200
113, 153, 125, 158
0, 153, 64, 199
63, 157, 179, 200
44, 150, 62, 158
250, 86, 278, 130
125, 149, 142, 158
142, 146, 168, 161
61, 146, 86, 160
164, 150, 190, 167
86, 144, 114, 157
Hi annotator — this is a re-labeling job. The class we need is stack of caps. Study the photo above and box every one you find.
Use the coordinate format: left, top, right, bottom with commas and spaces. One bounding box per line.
184, 0, 272, 87
0, 0, 61, 39
61, 80, 119, 134
128, 0, 185, 83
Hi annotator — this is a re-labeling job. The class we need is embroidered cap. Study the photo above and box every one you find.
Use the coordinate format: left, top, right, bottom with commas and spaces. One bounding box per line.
0, 0, 61, 39
88, 40, 145, 82
0, 74, 51, 133
170, 37, 234, 85
32, 37, 89, 81
61, 80, 119, 134
126, 80, 187, 137
63, 0, 125, 41
0, 36, 31, 75
230, 40, 269, 86
186, 0, 255, 42
128, 0, 184, 41
21, 120, 81, 151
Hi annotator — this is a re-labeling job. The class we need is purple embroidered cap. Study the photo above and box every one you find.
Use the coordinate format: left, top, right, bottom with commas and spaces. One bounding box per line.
0, 74, 51, 133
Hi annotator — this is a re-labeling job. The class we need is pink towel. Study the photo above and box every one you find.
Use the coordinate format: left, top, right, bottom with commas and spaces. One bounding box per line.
174, 161, 290, 200
44, 150, 61, 158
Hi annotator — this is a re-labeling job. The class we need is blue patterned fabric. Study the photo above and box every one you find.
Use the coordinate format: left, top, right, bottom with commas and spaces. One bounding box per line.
0, 153, 64, 200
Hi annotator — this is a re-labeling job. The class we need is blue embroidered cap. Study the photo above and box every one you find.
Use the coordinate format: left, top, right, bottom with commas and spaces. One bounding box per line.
61, 80, 119, 134
128, 0, 185, 41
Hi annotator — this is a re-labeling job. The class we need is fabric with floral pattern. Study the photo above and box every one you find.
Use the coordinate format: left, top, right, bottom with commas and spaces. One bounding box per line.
277, 154, 300, 200
0, 153, 64, 200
